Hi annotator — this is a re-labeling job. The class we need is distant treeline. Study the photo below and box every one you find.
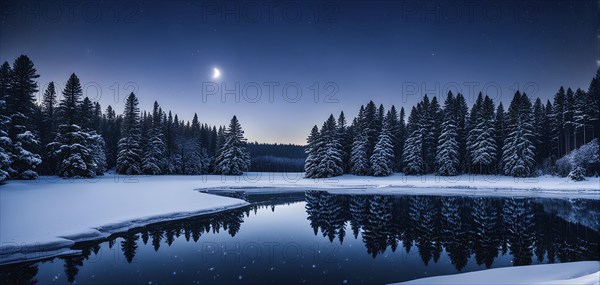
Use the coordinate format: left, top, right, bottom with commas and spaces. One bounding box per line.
247, 142, 306, 172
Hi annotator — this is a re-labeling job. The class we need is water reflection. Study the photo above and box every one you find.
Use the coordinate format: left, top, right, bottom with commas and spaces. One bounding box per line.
305, 191, 599, 270
0, 192, 598, 284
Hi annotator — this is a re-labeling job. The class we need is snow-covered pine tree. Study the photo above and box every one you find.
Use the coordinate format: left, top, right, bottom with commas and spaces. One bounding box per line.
588, 68, 600, 142
454, 93, 469, 172
350, 106, 370, 175
116, 92, 143, 175
337, 111, 351, 173
215, 116, 250, 175
142, 101, 166, 175
385, 106, 400, 171
48, 124, 96, 177
304, 125, 320, 178
470, 95, 496, 174
435, 92, 460, 176
403, 106, 425, 175
424, 96, 442, 172
88, 131, 106, 176
363, 101, 379, 163
564, 88, 575, 153
0, 62, 12, 182
315, 114, 343, 178
351, 128, 369, 175
494, 103, 506, 172
370, 119, 394, 176
396, 107, 406, 171
502, 91, 536, 177
532, 98, 546, 165
573, 88, 595, 147
551, 87, 566, 157
48, 74, 98, 177
466, 93, 484, 172
7, 55, 41, 179
0, 99, 12, 183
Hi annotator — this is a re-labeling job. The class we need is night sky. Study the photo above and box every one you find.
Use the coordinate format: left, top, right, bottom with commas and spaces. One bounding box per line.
1, 0, 598, 144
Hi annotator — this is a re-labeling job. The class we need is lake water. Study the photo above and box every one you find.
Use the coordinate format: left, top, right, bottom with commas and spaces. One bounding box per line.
1, 191, 598, 284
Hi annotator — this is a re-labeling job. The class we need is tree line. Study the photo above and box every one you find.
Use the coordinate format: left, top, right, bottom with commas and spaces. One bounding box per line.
0, 55, 250, 183
305, 69, 600, 179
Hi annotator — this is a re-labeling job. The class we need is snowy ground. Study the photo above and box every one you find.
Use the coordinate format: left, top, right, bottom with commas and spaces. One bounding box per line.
0, 175, 249, 265
394, 261, 600, 285
194, 172, 600, 199
1, 172, 598, 265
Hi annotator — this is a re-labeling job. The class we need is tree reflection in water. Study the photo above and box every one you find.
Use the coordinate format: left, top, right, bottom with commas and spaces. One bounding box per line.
0, 192, 597, 284
305, 191, 599, 270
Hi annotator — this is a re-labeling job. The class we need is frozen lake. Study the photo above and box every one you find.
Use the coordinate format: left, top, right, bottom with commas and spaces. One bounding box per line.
1, 191, 598, 284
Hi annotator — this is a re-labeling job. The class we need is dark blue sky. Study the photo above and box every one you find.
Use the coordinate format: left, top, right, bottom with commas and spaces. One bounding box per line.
1, 0, 598, 144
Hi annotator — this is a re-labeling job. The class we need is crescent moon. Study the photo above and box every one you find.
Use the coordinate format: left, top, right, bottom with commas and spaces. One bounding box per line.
212, 68, 221, 79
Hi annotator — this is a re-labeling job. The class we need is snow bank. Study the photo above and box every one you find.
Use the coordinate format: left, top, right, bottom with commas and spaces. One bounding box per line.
0, 175, 248, 265
394, 261, 600, 285
193, 172, 600, 199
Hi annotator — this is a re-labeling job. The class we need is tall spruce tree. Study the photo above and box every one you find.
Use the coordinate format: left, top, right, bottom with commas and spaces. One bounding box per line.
552, 87, 566, 157
305, 125, 321, 178
337, 111, 351, 173
396, 107, 406, 171
435, 92, 460, 176
48, 74, 98, 177
502, 92, 536, 177
7, 55, 41, 179
494, 103, 506, 172
403, 105, 425, 175
116, 93, 143, 175
215, 115, 250, 175
142, 101, 166, 174
370, 119, 394, 176
469, 95, 496, 174
315, 114, 343, 178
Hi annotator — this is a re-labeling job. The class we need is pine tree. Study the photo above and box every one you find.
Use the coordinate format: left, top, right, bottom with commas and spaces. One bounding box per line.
403, 106, 425, 175
7, 55, 41, 179
0, 99, 12, 183
469, 95, 496, 174
587, 68, 600, 141
337, 111, 351, 173
142, 101, 166, 175
350, 106, 370, 175
80, 97, 94, 131
215, 116, 250, 175
39, 82, 57, 146
116, 93, 143, 175
304, 125, 320, 178
315, 114, 343, 178
396, 107, 407, 171
573, 88, 594, 147
48, 74, 98, 177
564, 88, 575, 153
502, 92, 536, 177
435, 92, 460, 176
101, 105, 120, 169
370, 119, 394, 176
552, 87, 566, 157
494, 103, 506, 172
424, 96, 442, 172
454, 93, 469, 172
351, 128, 370, 175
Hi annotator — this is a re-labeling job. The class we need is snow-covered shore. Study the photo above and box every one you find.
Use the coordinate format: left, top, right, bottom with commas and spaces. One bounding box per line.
0, 175, 249, 265
194, 172, 600, 199
394, 261, 600, 285
1, 172, 598, 265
